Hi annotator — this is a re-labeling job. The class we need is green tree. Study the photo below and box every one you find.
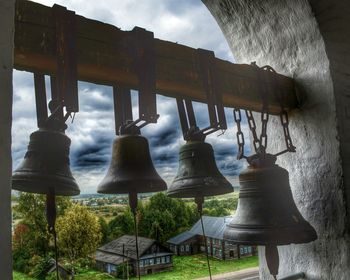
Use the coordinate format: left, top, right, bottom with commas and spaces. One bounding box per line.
146, 210, 176, 243
138, 193, 198, 243
108, 207, 134, 241
56, 204, 102, 267
99, 217, 109, 244
12, 193, 72, 273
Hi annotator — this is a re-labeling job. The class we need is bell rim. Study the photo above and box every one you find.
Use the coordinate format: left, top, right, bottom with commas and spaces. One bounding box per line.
167, 180, 234, 198
97, 179, 167, 194
223, 223, 317, 246
12, 174, 80, 196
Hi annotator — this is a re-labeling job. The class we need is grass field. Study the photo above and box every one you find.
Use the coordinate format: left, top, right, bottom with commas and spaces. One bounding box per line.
13, 255, 258, 280
13, 271, 36, 280
133, 255, 258, 280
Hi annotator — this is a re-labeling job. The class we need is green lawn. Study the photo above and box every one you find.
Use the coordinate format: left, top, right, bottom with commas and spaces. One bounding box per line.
14, 255, 258, 280
131, 255, 258, 280
13, 271, 36, 280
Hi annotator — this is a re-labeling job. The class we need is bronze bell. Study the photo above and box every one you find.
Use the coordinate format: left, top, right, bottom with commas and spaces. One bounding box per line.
12, 129, 80, 196
167, 140, 233, 198
97, 134, 166, 194
224, 154, 317, 245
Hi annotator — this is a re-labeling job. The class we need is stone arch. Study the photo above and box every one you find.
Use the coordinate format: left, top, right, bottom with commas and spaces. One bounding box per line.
203, 0, 350, 279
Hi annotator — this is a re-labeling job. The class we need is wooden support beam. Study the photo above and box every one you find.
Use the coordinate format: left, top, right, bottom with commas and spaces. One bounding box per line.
14, 0, 298, 114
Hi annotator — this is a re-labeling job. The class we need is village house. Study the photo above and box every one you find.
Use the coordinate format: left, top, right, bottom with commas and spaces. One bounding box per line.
167, 216, 257, 260
95, 235, 173, 276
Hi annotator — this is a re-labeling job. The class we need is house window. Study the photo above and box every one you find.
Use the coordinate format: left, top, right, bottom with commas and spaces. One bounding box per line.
213, 248, 216, 255
208, 246, 211, 254
229, 250, 234, 258
140, 260, 144, 267
248, 247, 252, 254
186, 245, 190, 252
161, 256, 166, 263
145, 259, 150, 266
219, 249, 222, 257
244, 247, 248, 254
149, 258, 154, 265
206, 237, 211, 244
180, 245, 184, 252
110, 264, 116, 272
240, 247, 244, 255
166, 256, 170, 263
156, 257, 161, 264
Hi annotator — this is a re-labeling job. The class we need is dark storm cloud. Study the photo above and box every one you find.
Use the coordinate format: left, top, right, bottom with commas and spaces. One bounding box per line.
78, 82, 114, 112
73, 140, 111, 169
149, 129, 180, 149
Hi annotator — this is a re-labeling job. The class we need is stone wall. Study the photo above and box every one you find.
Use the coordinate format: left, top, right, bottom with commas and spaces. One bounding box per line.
0, 0, 14, 279
309, 0, 350, 229
202, 0, 350, 279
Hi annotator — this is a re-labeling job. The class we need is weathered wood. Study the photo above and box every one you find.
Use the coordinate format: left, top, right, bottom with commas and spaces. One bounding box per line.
14, 0, 298, 114
0, 0, 15, 279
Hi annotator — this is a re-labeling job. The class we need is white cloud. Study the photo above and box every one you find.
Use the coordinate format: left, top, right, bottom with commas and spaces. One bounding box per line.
32, 0, 233, 60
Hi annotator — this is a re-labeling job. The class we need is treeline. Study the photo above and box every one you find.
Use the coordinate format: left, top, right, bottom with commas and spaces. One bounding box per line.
104, 193, 199, 244
103, 193, 238, 244
12, 192, 237, 278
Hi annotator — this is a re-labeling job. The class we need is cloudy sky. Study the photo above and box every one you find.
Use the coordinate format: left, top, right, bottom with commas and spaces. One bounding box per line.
12, 0, 250, 194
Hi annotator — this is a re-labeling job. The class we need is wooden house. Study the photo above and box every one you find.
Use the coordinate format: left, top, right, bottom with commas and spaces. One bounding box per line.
45, 259, 73, 280
95, 235, 173, 277
167, 216, 256, 260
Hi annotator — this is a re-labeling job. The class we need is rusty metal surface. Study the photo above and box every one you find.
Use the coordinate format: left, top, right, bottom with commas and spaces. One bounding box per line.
53, 4, 79, 113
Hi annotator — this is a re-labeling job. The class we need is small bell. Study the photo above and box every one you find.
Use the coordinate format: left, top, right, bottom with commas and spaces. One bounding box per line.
167, 140, 233, 198
12, 128, 80, 196
224, 154, 317, 245
97, 134, 166, 194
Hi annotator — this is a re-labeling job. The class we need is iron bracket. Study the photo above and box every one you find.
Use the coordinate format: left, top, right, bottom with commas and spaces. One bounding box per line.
129, 27, 158, 123
52, 4, 79, 114
176, 48, 227, 141
114, 27, 159, 135
32, 6, 79, 132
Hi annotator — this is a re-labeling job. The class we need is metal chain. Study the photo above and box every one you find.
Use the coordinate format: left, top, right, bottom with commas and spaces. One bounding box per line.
259, 111, 269, 153
259, 65, 269, 154
233, 108, 245, 159
280, 109, 295, 152
233, 64, 296, 160
272, 68, 296, 156
245, 110, 260, 153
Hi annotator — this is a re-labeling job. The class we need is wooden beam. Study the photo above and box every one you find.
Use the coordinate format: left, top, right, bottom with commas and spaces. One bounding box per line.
14, 0, 298, 114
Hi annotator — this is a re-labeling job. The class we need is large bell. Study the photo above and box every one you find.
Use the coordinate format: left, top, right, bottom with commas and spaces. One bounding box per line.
98, 134, 166, 194
224, 156, 317, 245
167, 140, 233, 198
12, 129, 80, 196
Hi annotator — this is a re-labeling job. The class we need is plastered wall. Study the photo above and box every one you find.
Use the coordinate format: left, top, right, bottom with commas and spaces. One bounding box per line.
203, 0, 350, 279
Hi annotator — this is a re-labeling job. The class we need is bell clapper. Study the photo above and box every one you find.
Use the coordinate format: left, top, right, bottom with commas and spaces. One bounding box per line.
129, 192, 141, 280
46, 190, 59, 280
195, 196, 213, 280
265, 245, 279, 280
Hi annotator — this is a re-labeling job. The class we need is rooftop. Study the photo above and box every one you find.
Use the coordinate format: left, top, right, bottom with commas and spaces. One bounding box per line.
167, 216, 234, 244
